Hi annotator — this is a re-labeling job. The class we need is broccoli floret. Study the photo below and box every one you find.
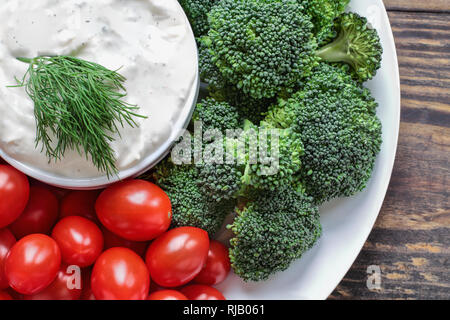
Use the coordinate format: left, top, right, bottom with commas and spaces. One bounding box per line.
228, 185, 321, 282
198, 36, 227, 90
197, 135, 245, 203
197, 163, 243, 202
192, 98, 241, 131
154, 97, 246, 231
190, 98, 245, 202
154, 160, 235, 236
204, 0, 318, 99
199, 33, 285, 123
198, 39, 276, 124
209, 85, 276, 125
241, 125, 304, 191
191, 97, 304, 197
298, 0, 350, 44
316, 12, 383, 82
270, 63, 382, 204
178, 0, 218, 38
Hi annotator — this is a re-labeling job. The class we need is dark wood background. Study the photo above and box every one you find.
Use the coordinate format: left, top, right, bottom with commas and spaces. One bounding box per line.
330, 0, 449, 300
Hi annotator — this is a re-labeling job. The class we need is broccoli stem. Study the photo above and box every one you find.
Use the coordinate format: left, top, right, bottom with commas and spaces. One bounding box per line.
314, 12, 383, 82
316, 35, 354, 66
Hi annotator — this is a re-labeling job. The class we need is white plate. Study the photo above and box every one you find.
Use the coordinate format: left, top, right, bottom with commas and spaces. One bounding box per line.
216, 0, 401, 300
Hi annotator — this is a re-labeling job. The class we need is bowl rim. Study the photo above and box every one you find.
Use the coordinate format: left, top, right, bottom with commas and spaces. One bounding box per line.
0, 2, 200, 190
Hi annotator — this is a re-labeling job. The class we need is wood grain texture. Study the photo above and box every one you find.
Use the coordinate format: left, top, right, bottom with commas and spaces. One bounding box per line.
330, 8, 450, 300
384, 0, 450, 12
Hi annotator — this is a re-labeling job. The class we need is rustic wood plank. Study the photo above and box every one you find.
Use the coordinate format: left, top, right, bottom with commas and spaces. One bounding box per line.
330, 122, 450, 300
376, 122, 450, 230
384, 0, 450, 12
388, 11, 450, 128
330, 11, 450, 300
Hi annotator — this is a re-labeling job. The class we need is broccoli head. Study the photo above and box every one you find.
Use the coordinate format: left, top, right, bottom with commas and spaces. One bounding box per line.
241, 125, 304, 191
198, 36, 227, 90
298, 0, 350, 44
205, 0, 318, 99
191, 98, 245, 202
154, 160, 235, 236
178, 0, 218, 38
197, 162, 244, 202
199, 38, 276, 125
209, 84, 276, 125
316, 12, 383, 82
273, 63, 382, 204
228, 184, 322, 282
196, 134, 245, 203
192, 98, 242, 132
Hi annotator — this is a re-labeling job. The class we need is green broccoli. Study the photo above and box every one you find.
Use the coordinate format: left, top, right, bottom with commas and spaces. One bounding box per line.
153, 98, 245, 229
201, 6, 381, 106
178, 0, 218, 38
198, 36, 227, 91
267, 63, 382, 204
190, 98, 245, 202
240, 124, 304, 191
196, 135, 245, 203
209, 84, 276, 125
147, 2, 385, 285
154, 160, 235, 236
197, 162, 244, 202
192, 98, 241, 132
198, 38, 276, 124
204, 0, 318, 99
190, 96, 305, 198
228, 184, 322, 282
298, 0, 350, 44
316, 12, 383, 82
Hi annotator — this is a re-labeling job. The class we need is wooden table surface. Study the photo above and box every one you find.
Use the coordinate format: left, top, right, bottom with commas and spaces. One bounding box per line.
330, 0, 449, 300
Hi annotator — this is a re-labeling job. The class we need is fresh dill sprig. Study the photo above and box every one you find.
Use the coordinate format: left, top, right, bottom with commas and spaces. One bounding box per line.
10, 56, 146, 178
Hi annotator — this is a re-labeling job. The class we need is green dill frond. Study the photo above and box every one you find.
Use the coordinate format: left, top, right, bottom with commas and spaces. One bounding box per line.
11, 56, 146, 177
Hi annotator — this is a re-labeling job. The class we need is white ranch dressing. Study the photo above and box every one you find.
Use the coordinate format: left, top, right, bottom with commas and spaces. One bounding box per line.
0, 0, 197, 178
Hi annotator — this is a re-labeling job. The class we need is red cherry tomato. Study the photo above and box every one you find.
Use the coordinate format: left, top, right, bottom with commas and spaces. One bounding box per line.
60, 190, 101, 223
5, 234, 61, 295
96, 180, 172, 241
80, 268, 96, 300
29, 179, 70, 201
149, 281, 169, 294
51, 216, 104, 267
0, 228, 16, 289
6, 287, 22, 300
145, 227, 209, 288
180, 285, 226, 300
0, 290, 12, 300
81, 284, 96, 300
9, 186, 59, 239
147, 290, 187, 300
102, 226, 148, 257
22, 264, 82, 300
91, 247, 150, 300
0, 165, 30, 228
194, 240, 231, 285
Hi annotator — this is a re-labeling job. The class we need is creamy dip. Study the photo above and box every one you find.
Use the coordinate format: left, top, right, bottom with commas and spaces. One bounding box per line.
0, 0, 197, 178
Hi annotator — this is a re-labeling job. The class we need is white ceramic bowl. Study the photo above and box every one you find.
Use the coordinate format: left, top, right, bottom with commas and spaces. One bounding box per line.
0, 76, 199, 190
216, 0, 401, 300
0, 1, 199, 190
